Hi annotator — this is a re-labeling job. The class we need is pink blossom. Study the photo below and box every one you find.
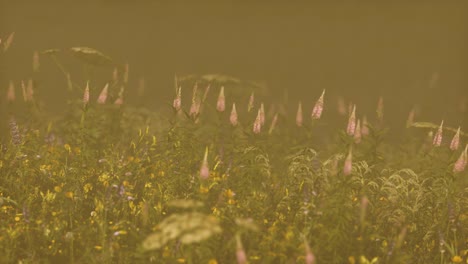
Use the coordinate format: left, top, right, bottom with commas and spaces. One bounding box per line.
432, 120, 443, 147
230, 103, 238, 126
311, 89, 325, 119
453, 145, 467, 173
253, 109, 262, 134
200, 147, 210, 180
97, 83, 109, 104
216, 86, 225, 112
259, 103, 265, 125
114, 96, 123, 105
450, 127, 460, 151
346, 105, 356, 135
173, 87, 181, 111
83, 81, 90, 106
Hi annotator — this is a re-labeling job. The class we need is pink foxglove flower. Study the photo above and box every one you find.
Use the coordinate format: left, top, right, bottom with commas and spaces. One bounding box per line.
83, 81, 90, 106
259, 103, 265, 125
453, 144, 467, 173
247, 92, 254, 112
346, 105, 356, 135
432, 120, 444, 147
200, 147, 210, 180
354, 119, 362, 143
296, 101, 303, 127
114, 96, 123, 105
253, 109, 262, 134
450, 127, 460, 151
216, 86, 225, 112
361, 116, 369, 136
230, 103, 238, 126
303, 237, 316, 264
311, 89, 325, 120
173, 86, 181, 111
268, 113, 278, 134
97, 83, 109, 104
7, 81, 15, 102
344, 147, 353, 176
236, 235, 247, 264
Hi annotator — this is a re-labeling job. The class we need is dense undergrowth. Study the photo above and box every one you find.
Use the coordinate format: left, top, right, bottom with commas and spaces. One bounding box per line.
0, 33, 467, 264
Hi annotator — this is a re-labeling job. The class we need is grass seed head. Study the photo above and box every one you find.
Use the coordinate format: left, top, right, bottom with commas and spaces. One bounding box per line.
432, 120, 444, 147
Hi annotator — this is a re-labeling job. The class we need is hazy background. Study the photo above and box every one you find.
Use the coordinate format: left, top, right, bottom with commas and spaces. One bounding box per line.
1, 1, 467, 134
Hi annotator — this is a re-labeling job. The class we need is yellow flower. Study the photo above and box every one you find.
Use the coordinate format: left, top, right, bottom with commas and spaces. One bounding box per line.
94, 245, 103, 250
176, 258, 186, 263
14, 216, 20, 222
199, 186, 209, 194
224, 189, 236, 199
65, 192, 74, 199
64, 144, 71, 154
83, 183, 93, 193
54, 186, 62, 193
451, 255, 463, 263
208, 259, 218, 264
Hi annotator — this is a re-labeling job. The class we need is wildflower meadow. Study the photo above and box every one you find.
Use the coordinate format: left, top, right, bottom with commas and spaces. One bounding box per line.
0, 33, 467, 264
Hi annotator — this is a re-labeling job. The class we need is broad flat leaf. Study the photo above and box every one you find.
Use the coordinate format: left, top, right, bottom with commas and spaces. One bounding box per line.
70, 47, 115, 67
411, 122, 467, 137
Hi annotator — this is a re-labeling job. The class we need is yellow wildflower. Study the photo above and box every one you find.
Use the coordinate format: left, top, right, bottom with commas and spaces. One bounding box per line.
451, 256, 462, 263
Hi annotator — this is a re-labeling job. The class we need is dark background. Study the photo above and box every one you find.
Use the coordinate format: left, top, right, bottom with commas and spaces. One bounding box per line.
1, 1, 467, 133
